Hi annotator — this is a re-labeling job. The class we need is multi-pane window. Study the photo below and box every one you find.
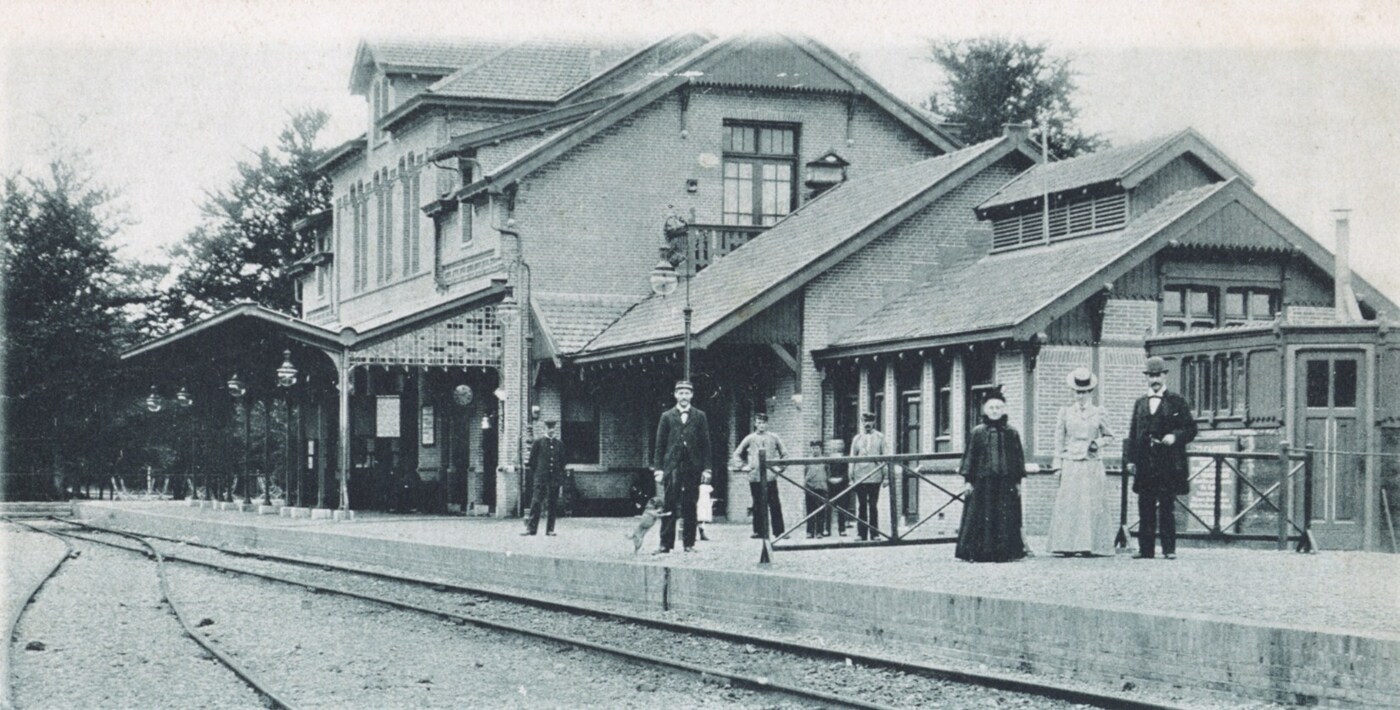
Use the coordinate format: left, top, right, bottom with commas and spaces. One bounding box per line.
370, 76, 391, 144
934, 360, 953, 452
1224, 287, 1279, 325
1164, 285, 1279, 331
1162, 286, 1219, 332
1180, 352, 1246, 418
722, 122, 797, 226
896, 360, 922, 454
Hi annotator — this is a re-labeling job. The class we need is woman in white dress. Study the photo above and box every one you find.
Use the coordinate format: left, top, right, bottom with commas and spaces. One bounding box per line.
1046, 367, 1116, 557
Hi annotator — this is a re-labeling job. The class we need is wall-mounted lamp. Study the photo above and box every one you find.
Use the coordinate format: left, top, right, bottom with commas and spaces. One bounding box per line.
530, 404, 541, 420
493, 387, 507, 401
481, 415, 492, 430
176, 387, 194, 408
145, 385, 164, 413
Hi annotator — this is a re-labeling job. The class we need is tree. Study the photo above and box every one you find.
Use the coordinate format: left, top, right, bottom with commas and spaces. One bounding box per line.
158, 110, 331, 327
1, 156, 164, 498
926, 37, 1104, 158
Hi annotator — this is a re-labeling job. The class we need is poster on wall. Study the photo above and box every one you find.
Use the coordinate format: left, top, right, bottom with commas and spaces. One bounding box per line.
376, 396, 400, 437
421, 406, 435, 446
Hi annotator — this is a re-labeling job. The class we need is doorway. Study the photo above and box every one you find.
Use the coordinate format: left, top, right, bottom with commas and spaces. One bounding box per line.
1296, 351, 1367, 549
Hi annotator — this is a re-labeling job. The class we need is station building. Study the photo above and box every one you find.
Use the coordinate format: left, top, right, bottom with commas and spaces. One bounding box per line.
123, 33, 1400, 550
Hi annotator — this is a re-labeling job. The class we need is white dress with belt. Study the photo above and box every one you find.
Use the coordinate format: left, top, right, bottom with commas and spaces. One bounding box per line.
1046, 403, 1116, 555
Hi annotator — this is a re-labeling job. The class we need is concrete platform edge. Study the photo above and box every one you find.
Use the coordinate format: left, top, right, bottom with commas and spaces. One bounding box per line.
74, 504, 1400, 707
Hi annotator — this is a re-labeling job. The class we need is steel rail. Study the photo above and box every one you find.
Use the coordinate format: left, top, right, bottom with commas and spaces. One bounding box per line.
44, 519, 888, 710
52, 517, 1186, 710
1, 518, 76, 710
29, 521, 297, 710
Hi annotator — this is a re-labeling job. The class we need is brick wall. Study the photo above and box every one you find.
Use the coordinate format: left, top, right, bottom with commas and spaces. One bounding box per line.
511, 89, 943, 305
800, 163, 1024, 451
1101, 298, 1158, 341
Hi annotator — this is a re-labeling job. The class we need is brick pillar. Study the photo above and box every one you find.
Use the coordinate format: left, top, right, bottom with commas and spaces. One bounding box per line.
497, 319, 525, 518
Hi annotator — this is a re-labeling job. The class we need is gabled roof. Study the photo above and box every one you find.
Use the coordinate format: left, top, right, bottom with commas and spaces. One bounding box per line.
820, 179, 1399, 359
122, 302, 344, 361
573, 135, 1037, 361
825, 183, 1227, 356
349, 38, 514, 93
977, 129, 1253, 214
433, 33, 963, 193
426, 96, 618, 162
428, 38, 650, 102
532, 292, 639, 357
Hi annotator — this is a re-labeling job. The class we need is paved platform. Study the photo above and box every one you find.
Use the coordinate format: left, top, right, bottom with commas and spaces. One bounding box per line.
72, 501, 1400, 707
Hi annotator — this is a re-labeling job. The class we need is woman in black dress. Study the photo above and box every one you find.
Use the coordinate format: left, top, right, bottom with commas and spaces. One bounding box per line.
955, 388, 1027, 563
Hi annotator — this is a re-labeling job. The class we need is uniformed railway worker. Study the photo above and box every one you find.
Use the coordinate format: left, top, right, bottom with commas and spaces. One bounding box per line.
522, 420, 566, 536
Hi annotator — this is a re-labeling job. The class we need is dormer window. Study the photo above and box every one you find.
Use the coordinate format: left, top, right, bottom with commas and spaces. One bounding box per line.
990, 190, 1129, 251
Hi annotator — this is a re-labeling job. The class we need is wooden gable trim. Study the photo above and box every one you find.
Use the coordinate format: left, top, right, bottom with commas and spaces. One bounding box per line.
694, 139, 1038, 350
1228, 188, 1399, 319
1121, 129, 1254, 189
353, 281, 507, 348
789, 35, 962, 153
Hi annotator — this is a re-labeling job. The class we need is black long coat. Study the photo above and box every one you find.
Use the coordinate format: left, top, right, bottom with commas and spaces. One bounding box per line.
652, 406, 711, 482
955, 416, 1026, 563
1125, 390, 1198, 495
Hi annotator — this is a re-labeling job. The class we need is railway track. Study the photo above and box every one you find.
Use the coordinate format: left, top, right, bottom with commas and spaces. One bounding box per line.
27, 516, 1188, 710
3, 518, 295, 709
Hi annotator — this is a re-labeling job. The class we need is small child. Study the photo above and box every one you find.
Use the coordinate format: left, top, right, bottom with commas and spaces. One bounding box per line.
625, 483, 671, 554
696, 481, 714, 541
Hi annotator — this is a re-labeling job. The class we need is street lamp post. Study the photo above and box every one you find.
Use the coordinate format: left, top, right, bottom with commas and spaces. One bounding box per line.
650, 213, 692, 381
227, 373, 251, 505
276, 350, 298, 509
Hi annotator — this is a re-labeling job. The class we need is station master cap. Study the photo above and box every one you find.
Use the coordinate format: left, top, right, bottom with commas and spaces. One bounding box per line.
861, 412, 877, 422
1143, 357, 1169, 376
673, 380, 693, 392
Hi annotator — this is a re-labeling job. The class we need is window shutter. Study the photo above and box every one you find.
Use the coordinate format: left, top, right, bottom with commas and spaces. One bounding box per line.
1245, 348, 1283, 427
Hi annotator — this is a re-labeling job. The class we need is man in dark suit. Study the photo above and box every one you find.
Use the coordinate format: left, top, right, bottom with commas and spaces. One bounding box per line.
521, 420, 565, 536
1125, 356, 1198, 559
652, 380, 712, 553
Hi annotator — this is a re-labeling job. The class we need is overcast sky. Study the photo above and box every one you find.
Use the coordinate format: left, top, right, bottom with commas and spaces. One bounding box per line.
4, 0, 1398, 298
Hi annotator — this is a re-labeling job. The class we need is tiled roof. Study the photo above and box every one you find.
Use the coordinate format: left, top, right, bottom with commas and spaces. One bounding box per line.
578, 138, 1009, 355
430, 39, 650, 102
831, 182, 1228, 349
533, 292, 639, 354
978, 132, 1179, 210
365, 39, 512, 72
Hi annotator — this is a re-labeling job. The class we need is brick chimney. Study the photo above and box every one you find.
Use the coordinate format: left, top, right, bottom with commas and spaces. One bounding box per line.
1002, 122, 1032, 142
1332, 209, 1363, 321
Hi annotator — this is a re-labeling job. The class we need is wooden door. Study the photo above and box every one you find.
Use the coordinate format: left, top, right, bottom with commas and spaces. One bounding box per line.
1297, 352, 1367, 549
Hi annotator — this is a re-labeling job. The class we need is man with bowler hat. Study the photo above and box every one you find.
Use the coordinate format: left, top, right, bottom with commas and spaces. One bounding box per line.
1125, 356, 1197, 559
652, 380, 712, 553
522, 420, 566, 536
